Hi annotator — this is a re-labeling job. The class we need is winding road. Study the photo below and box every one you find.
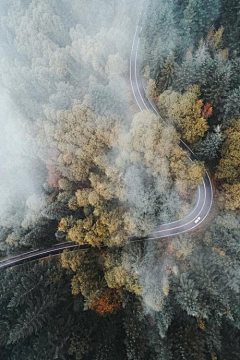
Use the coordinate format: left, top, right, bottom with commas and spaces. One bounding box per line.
130, 23, 213, 242
0, 15, 213, 270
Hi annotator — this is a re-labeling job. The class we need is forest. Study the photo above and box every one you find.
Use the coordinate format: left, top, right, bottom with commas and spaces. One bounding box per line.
0, 0, 240, 359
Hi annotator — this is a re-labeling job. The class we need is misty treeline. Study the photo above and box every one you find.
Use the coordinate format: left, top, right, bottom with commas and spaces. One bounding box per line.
0, 0, 240, 359
0, 0, 134, 255
0, 0, 202, 257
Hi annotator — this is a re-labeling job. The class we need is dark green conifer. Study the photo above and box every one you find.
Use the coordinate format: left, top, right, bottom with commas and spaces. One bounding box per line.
184, 0, 222, 46
196, 131, 223, 161
158, 53, 178, 91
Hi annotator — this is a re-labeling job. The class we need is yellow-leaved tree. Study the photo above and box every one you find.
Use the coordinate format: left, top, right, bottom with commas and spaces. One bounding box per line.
158, 85, 209, 143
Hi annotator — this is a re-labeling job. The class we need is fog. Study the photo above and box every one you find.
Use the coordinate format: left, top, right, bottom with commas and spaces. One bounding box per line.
1, 1, 240, 358
0, 0, 140, 251
0, 88, 45, 226
0, 0, 197, 257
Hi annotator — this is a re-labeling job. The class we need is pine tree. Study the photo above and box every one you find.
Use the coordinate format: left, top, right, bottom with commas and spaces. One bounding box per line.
155, 297, 174, 339
229, 58, 240, 90
170, 314, 207, 360
123, 295, 155, 360
158, 53, 178, 91
148, 39, 165, 80
0, 259, 81, 357
221, 0, 240, 55
184, 0, 222, 46
173, 55, 197, 92
41, 200, 72, 221
20, 222, 58, 248
201, 57, 231, 108
8, 293, 55, 344
141, 0, 179, 74
222, 86, 240, 122
196, 131, 223, 161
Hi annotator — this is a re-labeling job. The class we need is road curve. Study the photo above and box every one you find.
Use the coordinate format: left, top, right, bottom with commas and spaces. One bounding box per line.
130, 22, 213, 241
0, 14, 213, 270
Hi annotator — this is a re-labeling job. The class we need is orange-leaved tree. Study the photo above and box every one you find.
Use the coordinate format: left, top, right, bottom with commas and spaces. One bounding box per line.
90, 289, 121, 316
201, 102, 213, 119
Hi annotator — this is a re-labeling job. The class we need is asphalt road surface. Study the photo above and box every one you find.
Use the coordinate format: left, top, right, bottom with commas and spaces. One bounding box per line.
129, 23, 213, 242
0, 18, 213, 270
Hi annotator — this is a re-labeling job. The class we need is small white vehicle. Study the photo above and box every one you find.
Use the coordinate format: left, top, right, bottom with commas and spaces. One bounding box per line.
194, 216, 201, 224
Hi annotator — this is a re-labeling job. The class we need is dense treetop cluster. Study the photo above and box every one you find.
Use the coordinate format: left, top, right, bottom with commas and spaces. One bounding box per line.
1, 0, 240, 359
142, 0, 240, 211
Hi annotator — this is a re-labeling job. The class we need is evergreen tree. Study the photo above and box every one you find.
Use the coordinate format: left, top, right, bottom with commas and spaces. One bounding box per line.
147, 38, 165, 79
123, 295, 155, 360
201, 57, 231, 108
184, 0, 222, 46
20, 221, 58, 248
158, 53, 178, 91
229, 58, 240, 90
141, 0, 179, 76
173, 55, 197, 92
222, 86, 240, 122
41, 200, 72, 221
221, 0, 240, 55
196, 130, 223, 161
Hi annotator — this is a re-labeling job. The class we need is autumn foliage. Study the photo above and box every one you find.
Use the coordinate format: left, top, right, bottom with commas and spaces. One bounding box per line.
201, 102, 213, 119
158, 85, 209, 143
90, 289, 122, 316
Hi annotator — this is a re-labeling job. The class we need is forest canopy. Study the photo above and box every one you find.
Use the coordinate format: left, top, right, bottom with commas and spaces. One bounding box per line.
0, 0, 240, 359
0, 0, 202, 257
